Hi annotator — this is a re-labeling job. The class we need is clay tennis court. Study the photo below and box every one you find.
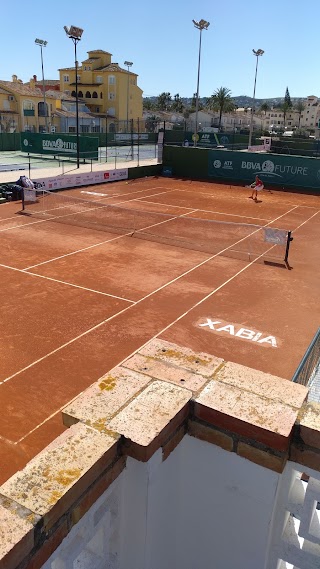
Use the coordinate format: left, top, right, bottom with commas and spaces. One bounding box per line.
0, 176, 319, 484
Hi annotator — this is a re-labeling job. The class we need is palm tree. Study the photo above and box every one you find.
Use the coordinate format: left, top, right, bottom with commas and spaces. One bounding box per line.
157, 92, 172, 111
295, 99, 305, 128
206, 87, 235, 131
279, 101, 291, 129
171, 94, 184, 114
260, 101, 270, 115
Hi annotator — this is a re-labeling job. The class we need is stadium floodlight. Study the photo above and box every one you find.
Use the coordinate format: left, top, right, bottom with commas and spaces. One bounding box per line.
124, 61, 133, 131
35, 39, 48, 132
64, 25, 84, 168
63, 26, 83, 40
248, 48, 264, 148
192, 19, 210, 148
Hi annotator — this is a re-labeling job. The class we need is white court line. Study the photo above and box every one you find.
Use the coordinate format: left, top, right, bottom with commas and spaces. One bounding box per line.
293, 209, 319, 230
14, 204, 316, 442
2, 204, 299, 388
171, 185, 320, 207
0, 185, 170, 227
0, 188, 176, 234
134, 198, 271, 222
0, 262, 134, 303
23, 208, 199, 270
12, 241, 286, 444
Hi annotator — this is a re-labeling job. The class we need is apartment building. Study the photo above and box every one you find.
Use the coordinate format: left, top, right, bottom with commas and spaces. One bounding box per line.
59, 50, 143, 132
300, 95, 320, 130
0, 76, 103, 134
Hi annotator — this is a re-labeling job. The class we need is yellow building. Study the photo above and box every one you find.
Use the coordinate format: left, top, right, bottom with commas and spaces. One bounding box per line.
59, 50, 143, 132
0, 76, 104, 134
0, 76, 49, 133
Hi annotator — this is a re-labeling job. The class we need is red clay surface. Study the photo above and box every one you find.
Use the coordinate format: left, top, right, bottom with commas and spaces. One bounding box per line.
0, 177, 319, 483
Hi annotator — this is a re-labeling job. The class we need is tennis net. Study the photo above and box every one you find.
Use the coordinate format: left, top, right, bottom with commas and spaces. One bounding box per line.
21, 189, 292, 263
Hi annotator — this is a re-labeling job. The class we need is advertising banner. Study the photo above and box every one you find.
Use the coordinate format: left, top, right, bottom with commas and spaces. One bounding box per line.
208, 150, 320, 188
33, 168, 128, 191
21, 133, 99, 160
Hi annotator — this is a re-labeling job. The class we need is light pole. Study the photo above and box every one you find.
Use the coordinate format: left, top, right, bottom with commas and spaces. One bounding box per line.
64, 25, 84, 168
248, 48, 264, 148
35, 38, 48, 133
192, 19, 210, 147
124, 61, 133, 132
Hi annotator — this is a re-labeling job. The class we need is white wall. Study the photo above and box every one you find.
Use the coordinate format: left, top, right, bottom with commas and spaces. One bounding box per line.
42, 435, 281, 569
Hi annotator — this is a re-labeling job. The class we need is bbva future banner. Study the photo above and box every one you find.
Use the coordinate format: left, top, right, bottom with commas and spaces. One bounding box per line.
208, 150, 320, 189
21, 133, 99, 160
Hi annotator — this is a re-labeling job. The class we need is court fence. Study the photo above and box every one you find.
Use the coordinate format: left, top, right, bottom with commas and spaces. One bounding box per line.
292, 328, 320, 387
162, 145, 320, 192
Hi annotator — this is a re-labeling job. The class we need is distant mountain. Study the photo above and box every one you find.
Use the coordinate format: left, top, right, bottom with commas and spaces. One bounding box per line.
143, 95, 306, 109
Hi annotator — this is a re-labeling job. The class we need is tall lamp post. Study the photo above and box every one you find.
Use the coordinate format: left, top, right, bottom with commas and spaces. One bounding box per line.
192, 19, 210, 148
124, 61, 133, 132
35, 38, 48, 133
64, 25, 84, 168
248, 48, 264, 149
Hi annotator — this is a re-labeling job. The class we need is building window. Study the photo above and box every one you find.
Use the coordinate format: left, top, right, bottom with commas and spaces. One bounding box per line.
100, 93, 103, 99
23, 101, 35, 111
63, 75, 69, 82
85, 91, 91, 98
78, 91, 83, 98
108, 107, 115, 117
108, 93, 115, 100
84, 66, 87, 71
77, 75, 81, 82
108, 76, 115, 85
92, 92, 98, 99
96, 76, 103, 83
80, 125, 89, 133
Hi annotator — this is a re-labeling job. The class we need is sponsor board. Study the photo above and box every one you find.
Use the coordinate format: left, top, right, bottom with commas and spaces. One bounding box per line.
208, 150, 320, 188
264, 228, 287, 245
33, 168, 128, 191
23, 189, 37, 203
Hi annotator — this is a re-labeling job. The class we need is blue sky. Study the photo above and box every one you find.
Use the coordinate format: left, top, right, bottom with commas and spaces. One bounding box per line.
3, 0, 319, 100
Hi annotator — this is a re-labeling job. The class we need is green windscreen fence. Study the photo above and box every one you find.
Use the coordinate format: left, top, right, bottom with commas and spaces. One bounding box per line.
163, 146, 320, 191
208, 150, 320, 189
21, 133, 99, 160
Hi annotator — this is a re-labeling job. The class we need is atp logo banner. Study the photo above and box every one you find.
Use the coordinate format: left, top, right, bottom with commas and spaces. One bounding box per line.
208, 149, 320, 189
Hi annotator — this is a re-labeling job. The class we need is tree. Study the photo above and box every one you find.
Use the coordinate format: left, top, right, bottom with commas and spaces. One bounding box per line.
143, 99, 154, 111
295, 99, 305, 128
190, 93, 197, 111
260, 101, 270, 115
279, 101, 291, 128
171, 94, 184, 114
206, 87, 235, 131
157, 92, 171, 111
284, 87, 292, 109
145, 115, 159, 133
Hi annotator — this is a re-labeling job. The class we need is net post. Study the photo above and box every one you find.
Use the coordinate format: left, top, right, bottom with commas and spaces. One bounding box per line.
22, 188, 25, 211
284, 230, 293, 264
